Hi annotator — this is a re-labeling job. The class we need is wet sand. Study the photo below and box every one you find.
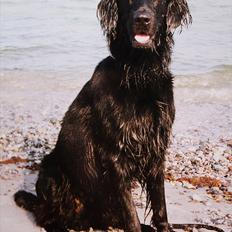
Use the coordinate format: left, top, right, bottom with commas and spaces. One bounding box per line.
0, 71, 231, 231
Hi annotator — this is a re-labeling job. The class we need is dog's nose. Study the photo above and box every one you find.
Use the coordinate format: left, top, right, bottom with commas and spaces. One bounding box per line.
134, 13, 151, 25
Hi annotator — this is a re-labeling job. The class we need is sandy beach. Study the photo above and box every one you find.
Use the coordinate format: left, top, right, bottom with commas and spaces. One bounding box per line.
0, 70, 231, 232
1, 0, 232, 230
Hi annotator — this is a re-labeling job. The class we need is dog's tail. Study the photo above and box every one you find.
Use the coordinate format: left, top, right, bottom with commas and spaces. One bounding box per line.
14, 190, 38, 213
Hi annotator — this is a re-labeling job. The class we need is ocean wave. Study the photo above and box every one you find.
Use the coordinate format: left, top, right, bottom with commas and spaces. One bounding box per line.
175, 65, 232, 88
0, 45, 54, 55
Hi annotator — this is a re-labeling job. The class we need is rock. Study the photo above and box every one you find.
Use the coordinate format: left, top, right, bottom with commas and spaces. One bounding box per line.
190, 194, 204, 202
213, 153, 222, 162
204, 201, 212, 206
182, 181, 196, 189
192, 228, 198, 232
226, 139, 232, 148
216, 165, 225, 172
196, 150, 204, 156
213, 146, 224, 156
214, 195, 224, 202
188, 146, 197, 152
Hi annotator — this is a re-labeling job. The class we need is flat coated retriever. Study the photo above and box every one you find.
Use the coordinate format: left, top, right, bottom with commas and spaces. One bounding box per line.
14, 0, 191, 231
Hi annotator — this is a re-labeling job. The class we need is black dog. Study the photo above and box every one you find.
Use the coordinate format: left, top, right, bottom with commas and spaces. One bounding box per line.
14, 0, 191, 231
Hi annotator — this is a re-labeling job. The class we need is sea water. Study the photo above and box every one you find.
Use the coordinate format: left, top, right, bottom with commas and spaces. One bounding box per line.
0, 0, 231, 95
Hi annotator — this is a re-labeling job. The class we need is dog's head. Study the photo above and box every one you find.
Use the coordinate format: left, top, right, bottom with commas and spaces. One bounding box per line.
97, 0, 191, 50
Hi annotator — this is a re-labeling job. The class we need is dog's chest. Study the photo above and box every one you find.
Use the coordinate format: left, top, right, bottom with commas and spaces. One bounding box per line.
118, 114, 155, 158
115, 100, 172, 166
118, 116, 154, 150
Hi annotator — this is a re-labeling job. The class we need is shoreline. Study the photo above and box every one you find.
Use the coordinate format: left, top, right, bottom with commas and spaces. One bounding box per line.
0, 71, 232, 231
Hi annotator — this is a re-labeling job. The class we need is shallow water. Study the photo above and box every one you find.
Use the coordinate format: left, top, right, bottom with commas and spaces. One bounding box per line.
0, 0, 232, 97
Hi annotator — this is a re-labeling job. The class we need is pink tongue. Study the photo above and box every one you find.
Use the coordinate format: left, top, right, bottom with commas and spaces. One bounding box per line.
134, 35, 150, 44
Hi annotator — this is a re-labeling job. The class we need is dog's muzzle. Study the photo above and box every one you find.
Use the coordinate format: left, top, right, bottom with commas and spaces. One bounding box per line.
131, 8, 154, 48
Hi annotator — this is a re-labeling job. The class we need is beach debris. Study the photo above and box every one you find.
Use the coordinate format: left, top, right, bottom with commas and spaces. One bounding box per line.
0, 156, 29, 165
176, 176, 223, 188
182, 181, 196, 189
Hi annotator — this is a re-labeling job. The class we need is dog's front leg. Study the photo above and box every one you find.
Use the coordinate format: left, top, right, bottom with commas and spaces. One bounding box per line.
118, 187, 142, 232
147, 163, 168, 232
109, 162, 141, 232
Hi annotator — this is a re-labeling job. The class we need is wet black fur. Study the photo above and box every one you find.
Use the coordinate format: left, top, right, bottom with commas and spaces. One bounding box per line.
14, 0, 191, 231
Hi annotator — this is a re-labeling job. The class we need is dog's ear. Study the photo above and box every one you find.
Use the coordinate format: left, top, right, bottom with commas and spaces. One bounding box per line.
97, 0, 118, 39
167, 0, 192, 31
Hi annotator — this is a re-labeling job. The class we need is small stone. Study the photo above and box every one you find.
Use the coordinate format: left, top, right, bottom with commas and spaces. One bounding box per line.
196, 150, 204, 156
215, 195, 224, 202
224, 149, 232, 156
213, 153, 222, 162
211, 187, 220, 192
226, 139, 232, 148
190, 194, 204, 202
188, 146, 196, 152
182, 181, 196, 189
204, 201, 212, 206
34, 159, 41, 164
213, 146, 224, 156
213, 164, 224, 172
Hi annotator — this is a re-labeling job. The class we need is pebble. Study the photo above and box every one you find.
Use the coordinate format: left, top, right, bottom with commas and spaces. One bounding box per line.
213, 147, 225, 156
213, 153, 222, 162
192, 228, 198, 232
190, 194, 204, 202
182, 181, 196, 190
204, 201, 212, 206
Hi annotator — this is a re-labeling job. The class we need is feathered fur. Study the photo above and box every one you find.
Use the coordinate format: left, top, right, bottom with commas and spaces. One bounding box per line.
14, 1, 191, 232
